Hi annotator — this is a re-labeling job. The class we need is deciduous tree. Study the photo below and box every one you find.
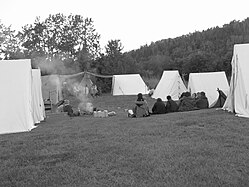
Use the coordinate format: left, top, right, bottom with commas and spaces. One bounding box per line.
0, 21, 23, 60
20, 13, 100, 73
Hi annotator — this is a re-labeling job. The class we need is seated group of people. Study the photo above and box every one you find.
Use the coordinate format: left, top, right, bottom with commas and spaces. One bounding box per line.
130, 91, 209, 118
152, 96, 178, 114
178, 91, 209, 112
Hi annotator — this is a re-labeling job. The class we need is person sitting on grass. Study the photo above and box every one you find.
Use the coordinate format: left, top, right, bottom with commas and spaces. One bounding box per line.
178, 92, 199, 112
191, 93, 197, 99
165, 95, 179, 113
152, 98, 167, 114
132, 93, 150, 117
179, 92, 187, 100
195, 91, 209, 109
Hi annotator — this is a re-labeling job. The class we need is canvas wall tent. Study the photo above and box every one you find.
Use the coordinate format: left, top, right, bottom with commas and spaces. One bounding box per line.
211, 89, 227, 108
32, 69, 46, 123
223, 44, 249, 118
0, 59, 38, 134
112, 74, 148, 95
188, 71, 229, 107
152, 70, 187, 101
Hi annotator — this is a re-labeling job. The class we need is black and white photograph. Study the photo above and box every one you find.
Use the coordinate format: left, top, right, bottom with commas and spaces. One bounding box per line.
1, 0, 249, 186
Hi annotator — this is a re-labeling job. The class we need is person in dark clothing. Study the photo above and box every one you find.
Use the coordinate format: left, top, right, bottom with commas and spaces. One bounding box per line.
63, 104, 74, 116
152, 98, 167, 114
132, 93, 150, 117
178, 92, 199, 112
63, 100, 80, 117
196, 91, 209, 109
165, 95, 179, 113
179, 92, 187, 100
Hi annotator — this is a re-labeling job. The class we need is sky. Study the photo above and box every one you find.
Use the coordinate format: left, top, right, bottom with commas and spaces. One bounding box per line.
0, 0, 248, 52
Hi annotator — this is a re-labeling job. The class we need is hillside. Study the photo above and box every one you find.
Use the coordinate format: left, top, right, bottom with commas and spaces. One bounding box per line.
125, 18, 249, 79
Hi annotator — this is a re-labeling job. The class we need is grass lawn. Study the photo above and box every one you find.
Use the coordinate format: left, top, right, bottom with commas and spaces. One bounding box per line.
1, 94, 249, 186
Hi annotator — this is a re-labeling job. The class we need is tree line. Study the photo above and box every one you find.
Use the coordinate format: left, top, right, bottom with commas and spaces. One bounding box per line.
126, 18, 249, 80
1, 14, 249, 91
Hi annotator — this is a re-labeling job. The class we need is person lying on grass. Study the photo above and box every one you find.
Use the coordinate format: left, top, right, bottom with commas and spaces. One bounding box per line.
131, 93, 150, 117
152, 98, 167, 114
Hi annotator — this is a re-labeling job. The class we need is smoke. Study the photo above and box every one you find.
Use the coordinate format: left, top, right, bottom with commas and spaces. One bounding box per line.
77, 91, 93, 113
48, 75, 60, 87
60, 74, 94, 113
36, 56, 94, 113
32, 56, 81, 75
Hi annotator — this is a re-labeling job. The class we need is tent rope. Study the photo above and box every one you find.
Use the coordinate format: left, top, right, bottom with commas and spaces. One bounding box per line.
56, 71, 113, 79
85, 71, 113, 78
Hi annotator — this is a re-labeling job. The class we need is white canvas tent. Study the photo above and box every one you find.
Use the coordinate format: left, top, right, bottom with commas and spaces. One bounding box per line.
152, 70, 187, 101
0, 59, 38, 134
32, 69, 46, 123
188, 71, 229, 107
223, 44, 249, 118
112, 74, 148, 95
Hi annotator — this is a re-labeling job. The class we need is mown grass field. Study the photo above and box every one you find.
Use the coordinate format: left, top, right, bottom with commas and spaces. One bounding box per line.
1, 94, 249, 186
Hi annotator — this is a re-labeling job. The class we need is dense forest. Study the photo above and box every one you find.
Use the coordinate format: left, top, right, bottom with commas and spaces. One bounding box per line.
1, 14, 249, 91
